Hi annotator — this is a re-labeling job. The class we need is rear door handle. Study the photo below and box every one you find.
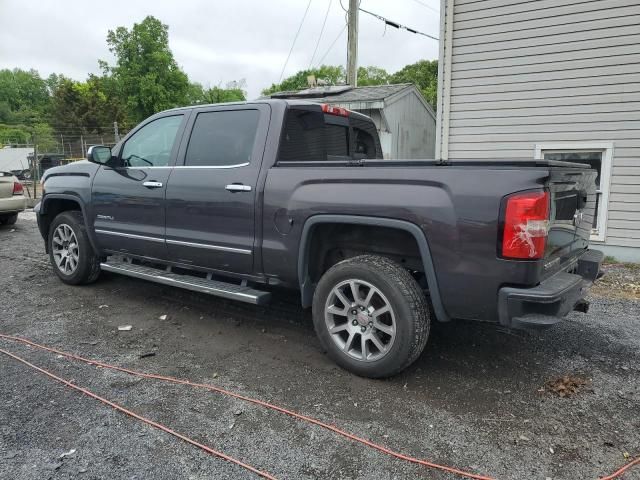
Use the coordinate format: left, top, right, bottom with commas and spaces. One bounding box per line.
143, 181, 163, 188
225, 184, 252, 192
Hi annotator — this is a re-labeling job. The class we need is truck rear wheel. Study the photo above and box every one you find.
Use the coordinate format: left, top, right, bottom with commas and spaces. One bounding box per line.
48, 211, 101, 285
312, 255, 430, 378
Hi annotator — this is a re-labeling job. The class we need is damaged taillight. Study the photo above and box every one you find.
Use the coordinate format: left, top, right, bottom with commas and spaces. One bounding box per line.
501, 191, 550, 260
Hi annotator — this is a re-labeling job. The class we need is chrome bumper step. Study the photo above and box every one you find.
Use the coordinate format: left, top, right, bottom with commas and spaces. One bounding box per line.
100, 260, 271, 305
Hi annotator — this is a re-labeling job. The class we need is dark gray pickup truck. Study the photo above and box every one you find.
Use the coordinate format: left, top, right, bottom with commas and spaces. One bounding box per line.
36, 99, 603, 377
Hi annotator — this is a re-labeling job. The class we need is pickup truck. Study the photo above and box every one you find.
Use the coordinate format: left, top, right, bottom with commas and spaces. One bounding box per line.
35, 99, 603, 378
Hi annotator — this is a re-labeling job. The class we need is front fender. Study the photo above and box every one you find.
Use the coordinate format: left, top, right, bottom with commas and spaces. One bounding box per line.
39, 194, 101, 255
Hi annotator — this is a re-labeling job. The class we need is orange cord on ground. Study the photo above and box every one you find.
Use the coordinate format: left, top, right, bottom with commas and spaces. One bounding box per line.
0, 333, 494, 480
0, 347, 277, 480
1, 333, 637, 480
599, 457, 640, 480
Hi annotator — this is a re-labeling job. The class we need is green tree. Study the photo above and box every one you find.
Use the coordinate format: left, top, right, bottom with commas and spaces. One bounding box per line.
261, 65, 346, 96
32, 122, 57, 152
0, 68, 51, 125
50, 75, 129, 135
102, 15, 189, 123
187, 82, 246, 105
49, 77, 82, 132
0, 124, 30, 145
356, 66, 390, 86
0, 68, 49, 113
389, 59, 438, 111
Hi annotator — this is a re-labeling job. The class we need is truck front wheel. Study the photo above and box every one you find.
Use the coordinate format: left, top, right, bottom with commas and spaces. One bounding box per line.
48, 211, 101, 285
312, 255, 430, 378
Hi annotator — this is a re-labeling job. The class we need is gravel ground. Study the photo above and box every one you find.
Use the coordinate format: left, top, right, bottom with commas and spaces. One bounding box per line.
0, 212, 638, 480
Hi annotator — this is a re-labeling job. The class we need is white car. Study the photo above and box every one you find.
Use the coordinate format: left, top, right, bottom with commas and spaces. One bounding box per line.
0, 172, 27, 225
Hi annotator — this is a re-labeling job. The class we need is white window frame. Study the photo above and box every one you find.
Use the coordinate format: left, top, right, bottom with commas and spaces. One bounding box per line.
534, 142, 613, 243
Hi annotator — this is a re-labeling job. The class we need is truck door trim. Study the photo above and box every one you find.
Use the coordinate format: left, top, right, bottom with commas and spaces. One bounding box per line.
165, 239, 251, 254
94, 229, 164, 243
298, 214, 450, 323
172, 163, 250, 170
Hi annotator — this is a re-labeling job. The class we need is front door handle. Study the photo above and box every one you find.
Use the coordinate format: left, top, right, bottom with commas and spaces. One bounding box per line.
143, 181, 163, 188
225, 184, 252, 192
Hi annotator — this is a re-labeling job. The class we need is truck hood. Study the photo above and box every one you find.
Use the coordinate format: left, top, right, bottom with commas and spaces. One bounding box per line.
42, 160, 101, 182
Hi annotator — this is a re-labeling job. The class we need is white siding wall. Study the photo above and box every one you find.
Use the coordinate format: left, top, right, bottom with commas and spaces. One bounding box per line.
438, 0, 640, 253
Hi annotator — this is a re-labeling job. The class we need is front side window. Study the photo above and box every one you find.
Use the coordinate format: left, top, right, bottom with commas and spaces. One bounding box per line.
121, 115, 183, 167
185, 110, 260, 167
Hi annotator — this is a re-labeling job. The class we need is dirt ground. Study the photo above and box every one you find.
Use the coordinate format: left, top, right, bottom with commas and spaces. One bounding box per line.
1, 212, 638, 480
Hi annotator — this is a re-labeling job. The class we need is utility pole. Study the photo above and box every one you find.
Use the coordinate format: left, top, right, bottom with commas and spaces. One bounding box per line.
113, 121, 120, 142
346, 0, 359, 87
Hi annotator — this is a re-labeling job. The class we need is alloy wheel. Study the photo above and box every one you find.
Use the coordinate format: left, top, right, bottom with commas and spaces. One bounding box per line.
324, 279, 397, 362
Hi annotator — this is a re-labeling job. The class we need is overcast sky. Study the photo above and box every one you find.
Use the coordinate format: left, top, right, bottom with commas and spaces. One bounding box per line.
0, 0, 440, 99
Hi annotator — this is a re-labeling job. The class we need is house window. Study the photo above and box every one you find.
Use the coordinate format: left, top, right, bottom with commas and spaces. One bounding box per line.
534, 143, 613, 242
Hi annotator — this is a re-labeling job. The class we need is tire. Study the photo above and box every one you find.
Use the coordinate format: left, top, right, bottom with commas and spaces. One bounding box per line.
48, 210, 101, 285
0, 213, 18, 226
312, 255, 430, 378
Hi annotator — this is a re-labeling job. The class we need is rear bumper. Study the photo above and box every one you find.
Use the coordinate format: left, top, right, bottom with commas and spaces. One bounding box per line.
498, 249, 603, 329
0, 196, 26, 214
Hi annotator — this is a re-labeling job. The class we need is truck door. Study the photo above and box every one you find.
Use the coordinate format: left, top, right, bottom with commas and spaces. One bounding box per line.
91, 113, 187, 260
164, 104, 270, 275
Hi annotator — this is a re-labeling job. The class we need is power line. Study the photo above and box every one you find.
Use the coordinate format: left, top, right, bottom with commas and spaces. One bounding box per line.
409, 0, 439, 14
309, 0, 333, 69
359, 6, 439, 40
315, 23, 347, 67
278, 0, 314, 82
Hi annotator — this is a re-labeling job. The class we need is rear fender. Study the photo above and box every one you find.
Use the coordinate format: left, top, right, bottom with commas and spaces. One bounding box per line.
298, 215, 450, 322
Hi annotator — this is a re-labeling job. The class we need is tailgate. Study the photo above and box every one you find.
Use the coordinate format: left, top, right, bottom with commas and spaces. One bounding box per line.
0, 173, 15, 198
544, 166, 598, 276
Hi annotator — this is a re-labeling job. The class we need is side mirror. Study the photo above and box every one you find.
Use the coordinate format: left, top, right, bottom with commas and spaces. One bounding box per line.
87, 145, 112, 165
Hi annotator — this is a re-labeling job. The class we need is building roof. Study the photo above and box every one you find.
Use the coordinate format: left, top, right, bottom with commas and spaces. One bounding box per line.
270, 83, 415, 103
268, 83, 436, 121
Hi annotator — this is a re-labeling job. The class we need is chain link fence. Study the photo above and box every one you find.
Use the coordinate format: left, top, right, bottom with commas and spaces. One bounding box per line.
2, 129, 129, 202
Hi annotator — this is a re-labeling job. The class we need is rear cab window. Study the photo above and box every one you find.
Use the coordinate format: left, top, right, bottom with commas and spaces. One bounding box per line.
278, 105, 382, 163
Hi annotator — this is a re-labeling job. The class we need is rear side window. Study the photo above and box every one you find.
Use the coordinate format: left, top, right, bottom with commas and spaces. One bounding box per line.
185, 110, 260, 167
278, 109, 326, 162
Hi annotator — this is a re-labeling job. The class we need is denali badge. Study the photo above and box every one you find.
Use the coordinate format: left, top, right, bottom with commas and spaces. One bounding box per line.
96, 214, 114, 221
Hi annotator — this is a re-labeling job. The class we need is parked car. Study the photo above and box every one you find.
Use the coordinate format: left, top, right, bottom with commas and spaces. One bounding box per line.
9, 169, 31, 181
0, 172, 26, 225
34, 100, 603, 377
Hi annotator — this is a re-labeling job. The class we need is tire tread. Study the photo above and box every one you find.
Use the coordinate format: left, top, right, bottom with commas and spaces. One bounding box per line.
313, 254, 430, 377
49, 210, 101, 285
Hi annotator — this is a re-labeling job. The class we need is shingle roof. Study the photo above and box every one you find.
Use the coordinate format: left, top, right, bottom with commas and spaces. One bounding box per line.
270, 83, 414, 103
